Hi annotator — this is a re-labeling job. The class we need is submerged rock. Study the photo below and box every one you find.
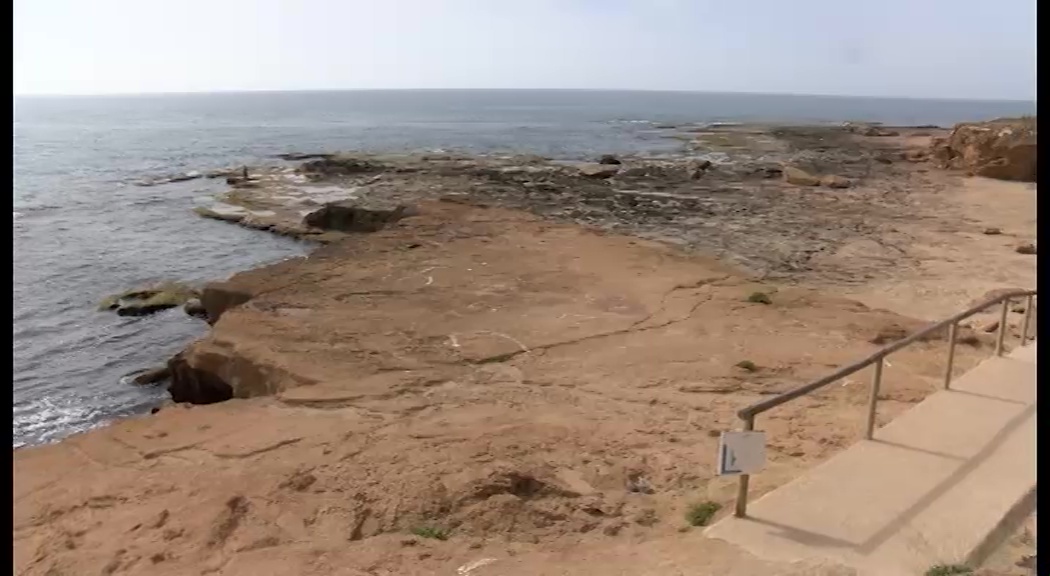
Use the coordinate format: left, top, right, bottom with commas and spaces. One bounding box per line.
183, 298, 208, 320
598, 154, 622, 165
168, 171, 202, 183
194, 205, 247, 223
98, 282, 200, 317
133, 171, 204, 187
205, 168, 237, 179
131, 366, 172, 386
277, 152, 334, 161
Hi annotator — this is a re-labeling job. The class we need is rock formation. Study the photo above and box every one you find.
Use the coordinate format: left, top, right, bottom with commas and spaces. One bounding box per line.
302, 200, 412, 233
931, 117, 1036, 182
98, 282, 200, 317
577, 163, 621, 179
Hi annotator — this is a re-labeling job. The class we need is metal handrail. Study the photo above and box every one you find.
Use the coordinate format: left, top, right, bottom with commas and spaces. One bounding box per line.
732, 288, 1037, 518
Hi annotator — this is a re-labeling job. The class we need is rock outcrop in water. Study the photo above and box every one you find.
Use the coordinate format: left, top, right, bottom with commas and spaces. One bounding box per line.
931, 117, 1037, 182
98, 282, 200, 317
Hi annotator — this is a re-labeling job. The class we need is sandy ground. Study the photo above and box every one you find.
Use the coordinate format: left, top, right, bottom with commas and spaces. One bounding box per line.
12, 126, 1037, 576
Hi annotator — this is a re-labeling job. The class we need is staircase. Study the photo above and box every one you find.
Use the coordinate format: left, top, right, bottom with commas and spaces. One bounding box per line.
705, 343, 1037, 575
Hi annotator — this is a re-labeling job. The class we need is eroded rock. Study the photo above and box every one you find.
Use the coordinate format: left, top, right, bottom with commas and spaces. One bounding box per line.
167, 333, 316, 403
782, 166, 821, 187
931, 117, 1037, 182
821, 174, 852, 189
167, 351, 234, 405
131, 366, 172, 386
200, 282, 256, 325
577, 164, 621, 179
302, 200, 412, 233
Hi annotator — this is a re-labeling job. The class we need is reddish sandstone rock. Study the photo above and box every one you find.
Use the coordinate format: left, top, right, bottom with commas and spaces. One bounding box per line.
200, 281, 255, 325
782, 166, 821, 186
930, 117, 1036, 182
167, 350, 234, 404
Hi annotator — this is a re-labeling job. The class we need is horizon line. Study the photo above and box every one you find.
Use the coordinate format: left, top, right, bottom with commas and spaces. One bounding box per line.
12, 87, 1037, 104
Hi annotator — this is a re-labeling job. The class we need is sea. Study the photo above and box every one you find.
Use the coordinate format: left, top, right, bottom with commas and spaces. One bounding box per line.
12, 89, 1036, 448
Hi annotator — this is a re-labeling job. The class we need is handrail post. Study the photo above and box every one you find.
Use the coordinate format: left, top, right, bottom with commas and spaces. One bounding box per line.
865, 357, 884, 440
734, 415, 755, 518
995, 299, 1010, 356
1021, 295, 1034, 347
943, 321, 958, 389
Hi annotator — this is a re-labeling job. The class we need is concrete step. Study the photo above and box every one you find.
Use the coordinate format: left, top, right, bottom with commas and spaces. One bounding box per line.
706, 344, 1036, 576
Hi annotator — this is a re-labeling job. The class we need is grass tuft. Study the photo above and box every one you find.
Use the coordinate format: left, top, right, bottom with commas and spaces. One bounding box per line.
684, 501, 722, 527
410, 526, 449, 541
735, 360, 758, 372
747, 292, 772, 305
924, 564, 972, 576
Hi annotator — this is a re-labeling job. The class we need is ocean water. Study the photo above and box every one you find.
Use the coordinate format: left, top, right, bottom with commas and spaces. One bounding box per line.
12, 89, 1035, 448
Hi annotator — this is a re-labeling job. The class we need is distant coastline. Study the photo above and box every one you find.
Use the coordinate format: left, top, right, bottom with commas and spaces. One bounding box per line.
13, 87, 1038, 106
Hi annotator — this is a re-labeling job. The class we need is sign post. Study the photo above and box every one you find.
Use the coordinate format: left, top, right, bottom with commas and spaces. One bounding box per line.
717, 430, 767, 476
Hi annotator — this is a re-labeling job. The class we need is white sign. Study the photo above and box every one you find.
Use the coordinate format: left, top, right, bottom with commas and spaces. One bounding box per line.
717, 431, 767, 476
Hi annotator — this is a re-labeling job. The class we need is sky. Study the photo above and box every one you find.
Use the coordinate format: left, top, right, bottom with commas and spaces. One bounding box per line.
13, 0, 1037, 100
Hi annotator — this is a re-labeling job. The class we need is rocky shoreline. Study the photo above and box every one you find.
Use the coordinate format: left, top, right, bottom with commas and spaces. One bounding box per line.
14, 118, 1037, 576
101, 116, 1039, 433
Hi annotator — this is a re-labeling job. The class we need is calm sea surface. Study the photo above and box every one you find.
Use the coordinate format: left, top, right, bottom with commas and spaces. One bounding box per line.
12, 90, 1035, 447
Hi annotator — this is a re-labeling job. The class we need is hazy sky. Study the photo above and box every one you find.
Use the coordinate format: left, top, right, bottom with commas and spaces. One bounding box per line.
13, 0, 1037, 100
